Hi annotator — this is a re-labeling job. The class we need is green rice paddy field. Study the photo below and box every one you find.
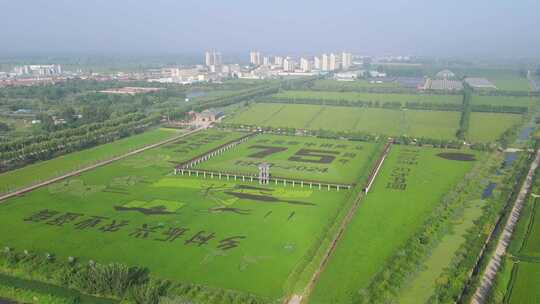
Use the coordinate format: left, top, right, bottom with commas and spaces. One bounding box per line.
467, 112, 523, 143
0, 128, 185, 193
471, 94, 539, 108
0, 130, 359, 300
492, 174, 540, 303
195, 133, 381, 184
311, 79, 401, 90
273, 90, 463, 105
227, 103, 461, 140
309, 146, 480, 304
455, 68, 532, 91
508, 262, 540, 304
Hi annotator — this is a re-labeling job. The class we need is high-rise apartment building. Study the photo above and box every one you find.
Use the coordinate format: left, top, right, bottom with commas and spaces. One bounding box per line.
329, 53, 339, 71
249, 51, 261, 65
205, 50, 222, 67
322, 54, 329, 71
342, 52, 352, 70
313, 56, 321, 70
283, 57, 295, 72
300, 57, 311, 72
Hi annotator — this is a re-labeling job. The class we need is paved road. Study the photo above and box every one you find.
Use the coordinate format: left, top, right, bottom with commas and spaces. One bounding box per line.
471, 150, 540, 304
0, 127, 204, 203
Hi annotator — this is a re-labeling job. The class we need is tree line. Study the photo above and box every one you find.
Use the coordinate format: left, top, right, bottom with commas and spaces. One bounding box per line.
0, 248, 273, 304
0, 113, 160, 172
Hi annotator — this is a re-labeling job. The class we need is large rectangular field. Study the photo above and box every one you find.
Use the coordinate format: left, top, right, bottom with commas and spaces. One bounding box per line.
471, 94, 539, 108
453, 68, 532, 91
309, 146, 479, 304
227, 103, 461, 140
0, 129, 359, 300
467, 112, 523, 143
0, 128, 185, 193
508, 262, 540, 304
194, 134, 381, 184
520, 198, 540, 257
312, 79, 401, 90
273, 90, 463, 105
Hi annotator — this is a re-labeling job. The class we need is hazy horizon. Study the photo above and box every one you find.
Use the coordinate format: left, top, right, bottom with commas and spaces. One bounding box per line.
1, 0, 540, 59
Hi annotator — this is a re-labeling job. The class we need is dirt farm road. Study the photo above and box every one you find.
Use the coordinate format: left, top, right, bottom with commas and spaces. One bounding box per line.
0, 126, 205, 203
470, 150, 540, 304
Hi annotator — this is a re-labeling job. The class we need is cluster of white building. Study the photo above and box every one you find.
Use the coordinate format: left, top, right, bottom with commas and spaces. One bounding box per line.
148, 50, 244, 84
12, 64, 63, 77
249, 51, 353, 74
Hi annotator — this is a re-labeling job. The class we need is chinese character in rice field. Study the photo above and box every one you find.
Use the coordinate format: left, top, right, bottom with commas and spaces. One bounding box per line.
155, 227, 189, 242
23, 209, 60, 222
217, 236, 246, 250
185, 231, 215, 246
99, 220, 130, 233
74, 216, 108, 230
129, 224, 161, 239
47, 212, 83, 226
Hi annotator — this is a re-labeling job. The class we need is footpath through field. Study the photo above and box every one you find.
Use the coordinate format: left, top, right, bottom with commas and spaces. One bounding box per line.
0, 126, 206, 203
470, 150, 540, 304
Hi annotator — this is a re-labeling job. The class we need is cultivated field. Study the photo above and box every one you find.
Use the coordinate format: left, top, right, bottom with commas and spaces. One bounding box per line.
195, 133, 382, 184
520, 198, 540, 257
0, 128, 184, 193
311, 79, 401, 90
309, 146, 479, 304
0, 129, 360, 300
273, 90, 463, 105
507, 262, 540, 304
494, 173, 540, 303
471, 95, 539, 108
227, 103, 461, 140
467, 112, 523, 143
452, 68, 532, 91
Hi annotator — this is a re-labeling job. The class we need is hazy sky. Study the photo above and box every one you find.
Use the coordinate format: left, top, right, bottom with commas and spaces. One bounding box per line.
1, 0, 539, 58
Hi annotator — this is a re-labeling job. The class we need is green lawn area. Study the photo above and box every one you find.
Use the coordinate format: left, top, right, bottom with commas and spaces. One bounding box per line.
273, 90, 463, 105
471, 95, 539, 108
227, 103, 461, 140
0, 129, 355, 300
309, 146, 478, 304
0, 128, 185, 193
467, 112, 523, 143
508, 262, 540, 304
195, 134, 381, 184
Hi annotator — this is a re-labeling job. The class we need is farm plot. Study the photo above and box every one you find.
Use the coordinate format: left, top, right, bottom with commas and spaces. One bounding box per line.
520, 198, 540, 257
272, 90, 463, 105
309, 146, 479, 304
471, 95, 539, 108
194, 133, 381, 185
507, 262, 540, 304
467, 112, 523, 143
0, 128, 185, 193
453, 68, 532, 91
0, 129, 355, 300
311, 79, 402, 90
227, 103, 461, 140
